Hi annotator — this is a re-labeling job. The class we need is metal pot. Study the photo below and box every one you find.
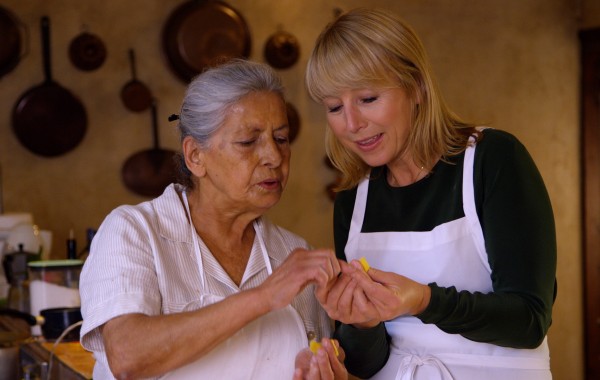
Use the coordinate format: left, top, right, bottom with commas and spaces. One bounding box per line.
0, 308, 83, 342
264, 28, 299, 69
69, 30, 107, 71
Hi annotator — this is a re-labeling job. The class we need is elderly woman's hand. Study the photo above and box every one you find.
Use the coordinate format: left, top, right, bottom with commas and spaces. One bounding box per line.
293, 338, 347, 380
316, 260, 431, 326
259, 248, 341, 311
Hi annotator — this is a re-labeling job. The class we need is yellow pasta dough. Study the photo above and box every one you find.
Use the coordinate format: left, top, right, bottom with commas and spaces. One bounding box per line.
309, 339, 339, 356
359, 257, 370, 272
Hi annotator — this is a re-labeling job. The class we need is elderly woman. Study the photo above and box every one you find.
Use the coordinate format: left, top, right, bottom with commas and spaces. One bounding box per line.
80, 60, 345, 380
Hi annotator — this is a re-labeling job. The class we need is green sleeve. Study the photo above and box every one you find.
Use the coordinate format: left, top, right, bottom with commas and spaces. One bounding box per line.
418, 130, 557, 348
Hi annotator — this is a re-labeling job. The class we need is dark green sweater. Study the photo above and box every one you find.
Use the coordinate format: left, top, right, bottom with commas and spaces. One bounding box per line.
332, 129, 557, 378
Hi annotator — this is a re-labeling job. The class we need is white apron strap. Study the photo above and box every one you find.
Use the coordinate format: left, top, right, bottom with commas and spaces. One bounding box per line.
183, 191, 207, 288
462, 136, 491, 273
395, 354, 454, 380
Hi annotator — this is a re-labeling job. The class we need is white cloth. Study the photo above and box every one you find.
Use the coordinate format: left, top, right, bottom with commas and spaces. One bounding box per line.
80, 183, 331, 379
344, 141, 551, 380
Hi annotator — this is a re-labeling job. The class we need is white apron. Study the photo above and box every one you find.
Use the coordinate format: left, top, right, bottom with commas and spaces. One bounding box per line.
163, 193, 309, 379
344, 142, 551, 380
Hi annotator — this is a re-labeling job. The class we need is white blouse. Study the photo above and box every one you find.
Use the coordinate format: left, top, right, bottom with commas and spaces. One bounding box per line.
79, 184, 331, 379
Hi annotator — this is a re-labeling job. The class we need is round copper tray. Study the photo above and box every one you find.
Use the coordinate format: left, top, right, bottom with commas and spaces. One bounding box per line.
162, 0, 251, 83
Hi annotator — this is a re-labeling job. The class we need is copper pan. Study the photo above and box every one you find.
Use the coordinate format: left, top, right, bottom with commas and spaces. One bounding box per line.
264, 28, 299, 70
162, 0, 251, 83
122, 100, 178, 197
0, 5, 27, 79
12, 16, 87, 157
120, 49, 153, 112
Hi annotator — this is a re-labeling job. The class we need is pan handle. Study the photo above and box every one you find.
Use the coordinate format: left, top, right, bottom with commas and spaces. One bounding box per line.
151, 100, 160, 150
0, 308, 38, 326
129, 48, 138, 80
40, 16, 52, 83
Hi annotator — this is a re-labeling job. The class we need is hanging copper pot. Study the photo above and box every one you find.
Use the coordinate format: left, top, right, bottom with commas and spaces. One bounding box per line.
162, 0, 251, 83
264, 28, 299, 70
68, 28, 107, 71
120, 48, 153, 112
0, 5, 27, 79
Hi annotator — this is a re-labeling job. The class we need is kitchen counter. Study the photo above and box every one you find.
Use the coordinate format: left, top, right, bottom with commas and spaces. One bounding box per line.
0, 315, 95, 379
20, 340, 95, 379
42, 341, 94, 379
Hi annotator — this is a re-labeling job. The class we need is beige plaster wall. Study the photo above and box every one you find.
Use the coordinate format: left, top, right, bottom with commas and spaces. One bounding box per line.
581, 0, 600, 29
0, 0, 585, 378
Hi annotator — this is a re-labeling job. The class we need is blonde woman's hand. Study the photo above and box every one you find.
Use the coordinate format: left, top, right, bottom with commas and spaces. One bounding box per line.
345, 259, 431, 321
315, 260, 381, 327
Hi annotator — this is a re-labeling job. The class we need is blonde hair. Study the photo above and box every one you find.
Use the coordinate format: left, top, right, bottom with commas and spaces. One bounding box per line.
306, 8, 478, 190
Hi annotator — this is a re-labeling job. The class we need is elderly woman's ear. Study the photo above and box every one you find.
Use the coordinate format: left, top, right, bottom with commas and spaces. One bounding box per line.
183, 136, 206, 177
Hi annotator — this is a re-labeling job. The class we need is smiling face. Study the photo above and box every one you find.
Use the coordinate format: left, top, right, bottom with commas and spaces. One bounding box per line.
190, 91, 290, 216
323, 87, 415, 169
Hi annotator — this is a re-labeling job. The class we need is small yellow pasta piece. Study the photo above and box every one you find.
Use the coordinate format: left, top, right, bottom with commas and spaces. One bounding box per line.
309, 340, 322, 354
331, 340, 339, 356
310, 339, 340, 356
359, 257, 370, 272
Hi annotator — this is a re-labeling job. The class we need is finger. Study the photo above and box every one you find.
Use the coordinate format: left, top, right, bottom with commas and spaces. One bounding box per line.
336, 276, 357, 312
308, 355, 320, 379
316, 347, 334, 380
328, 277, 357, 320
351, 284, 376, 315
308, 249, 341, 286
331, 339, 345, 362
323, 339, 346, 378
349, 259, 364, 272
293, 368, 303, 380
324, 273, 353, 305
330, 254, 341, 277
285, 251, 331, 289
339, 260, 357, 274
313, 282, 331, 305
349, 266, 386, 293
314, 271, 345, 300
361, 266, 398, 285
321, 338, 338, 358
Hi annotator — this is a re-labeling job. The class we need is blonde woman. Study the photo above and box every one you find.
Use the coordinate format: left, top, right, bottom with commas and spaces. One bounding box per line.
306, 8, 556, 380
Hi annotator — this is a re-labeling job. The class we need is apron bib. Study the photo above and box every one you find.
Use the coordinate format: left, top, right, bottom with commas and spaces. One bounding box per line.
162, 193, 308, 379
344, 141, 551, 380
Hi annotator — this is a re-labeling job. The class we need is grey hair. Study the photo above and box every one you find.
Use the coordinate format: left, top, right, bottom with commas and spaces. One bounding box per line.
178, 59, 285, 147
175, 59, 285, 188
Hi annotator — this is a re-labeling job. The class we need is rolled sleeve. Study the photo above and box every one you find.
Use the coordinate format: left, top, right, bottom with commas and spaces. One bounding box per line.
80, 207, 162, 352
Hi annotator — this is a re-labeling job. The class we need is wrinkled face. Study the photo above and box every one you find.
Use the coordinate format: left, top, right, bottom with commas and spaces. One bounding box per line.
197, 91, 290, 214
322, 87, 414, 168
